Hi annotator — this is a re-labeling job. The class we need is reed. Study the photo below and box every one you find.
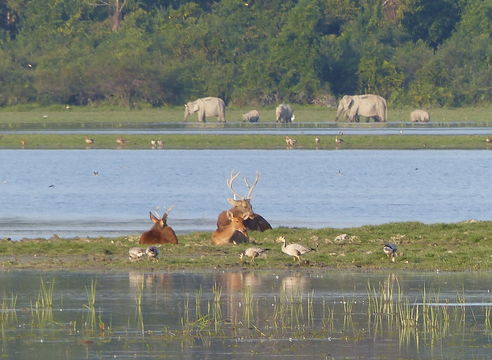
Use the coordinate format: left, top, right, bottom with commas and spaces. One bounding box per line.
84, 279, 97, 310
35, 278, 54, 309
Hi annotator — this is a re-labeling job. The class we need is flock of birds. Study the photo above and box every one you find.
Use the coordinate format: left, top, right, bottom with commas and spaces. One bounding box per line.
285, 132, 345, 148
131, 236, 398, 265
239, 237, 397, 265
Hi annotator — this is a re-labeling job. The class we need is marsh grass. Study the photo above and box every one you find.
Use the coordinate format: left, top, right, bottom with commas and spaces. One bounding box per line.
1, 221, 491, 271
0, 105, 491, 125
1, 133, 492, 150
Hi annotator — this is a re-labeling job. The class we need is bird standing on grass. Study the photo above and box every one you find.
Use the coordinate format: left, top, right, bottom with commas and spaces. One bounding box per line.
279, 236, 315, 263
84, 136, 94, 145
383, 243, 398, 262
146, 246, 160, 261
240, 247, 270, 264
116, 137, 127, 145
129, 247, 146, 262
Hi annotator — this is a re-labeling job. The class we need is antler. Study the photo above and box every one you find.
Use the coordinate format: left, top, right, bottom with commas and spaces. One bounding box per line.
227, 171, 243, 200
244, 171, 260, 199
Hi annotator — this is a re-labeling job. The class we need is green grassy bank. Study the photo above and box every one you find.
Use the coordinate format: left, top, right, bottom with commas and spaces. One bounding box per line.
1, 221, 490, 271
0, 105, 491, 125
1, 133, 492, 149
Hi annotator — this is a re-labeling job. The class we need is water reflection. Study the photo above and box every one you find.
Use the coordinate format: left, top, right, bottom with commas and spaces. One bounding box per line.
1, 270, 491, 359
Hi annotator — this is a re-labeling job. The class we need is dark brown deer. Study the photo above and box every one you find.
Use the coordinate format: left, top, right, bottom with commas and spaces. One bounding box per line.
216, 171, 272, 232
139, 207, 178, 244
211, 210, 249, 245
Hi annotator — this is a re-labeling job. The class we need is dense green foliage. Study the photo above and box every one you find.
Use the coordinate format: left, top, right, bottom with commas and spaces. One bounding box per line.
0, 0, 491, 108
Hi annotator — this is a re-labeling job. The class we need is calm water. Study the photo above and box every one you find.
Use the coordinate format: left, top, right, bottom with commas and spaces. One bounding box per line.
0, 270, 491, 359
0, 149, 491, 239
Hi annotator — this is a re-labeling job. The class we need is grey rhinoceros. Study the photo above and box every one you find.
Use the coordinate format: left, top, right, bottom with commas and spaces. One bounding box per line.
275, 104, 294, 123
184, 97, 226, 122
242, 110, 260, 123
336, 94, 387, 122
410, 109, 430, 122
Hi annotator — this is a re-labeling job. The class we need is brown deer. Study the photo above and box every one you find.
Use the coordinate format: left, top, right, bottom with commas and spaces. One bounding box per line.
216, 171, 272, 232
139, 207, 178, 244
211, 210, 249, 245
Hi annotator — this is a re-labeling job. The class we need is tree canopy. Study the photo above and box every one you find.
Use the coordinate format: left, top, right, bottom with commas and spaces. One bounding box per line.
0, 0, 490, 108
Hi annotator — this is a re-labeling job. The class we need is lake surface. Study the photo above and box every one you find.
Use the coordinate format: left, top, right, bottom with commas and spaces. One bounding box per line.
0, 270, 491, 359
0, 149, 491, 239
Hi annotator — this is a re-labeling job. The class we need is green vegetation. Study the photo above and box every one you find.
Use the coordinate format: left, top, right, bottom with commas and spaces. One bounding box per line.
1, 0, 491, 108
0, 221, 491, 271
0, 105, 491, 125
1, 133, 491, 149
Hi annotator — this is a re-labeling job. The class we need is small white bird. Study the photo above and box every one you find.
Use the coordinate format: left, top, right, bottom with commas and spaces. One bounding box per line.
315, 136, 320, 145
129, 247, 146, 262
240, 247, 270, 264
383, 243, 398, 262
146, 246, 160, 261
279, 236, 315, 263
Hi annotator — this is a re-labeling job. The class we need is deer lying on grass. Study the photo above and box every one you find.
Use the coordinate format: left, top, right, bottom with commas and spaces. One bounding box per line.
211, 210, 249, 245
140, 207, 178, 244
216, 171, 272, 233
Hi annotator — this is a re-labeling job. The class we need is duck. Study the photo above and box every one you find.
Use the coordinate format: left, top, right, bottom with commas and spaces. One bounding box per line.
383, 243, 398, 262
240, 247, 270, 264
128, 247, 146, 262
84, 136, 95, 145
335, 136, 343, 144
146, 246, 160, 261
285, 136, 297, 147
486, 137, 492, 143
279, 236, 315, 262
315, 136, 320, 145
116, 137, 126, 145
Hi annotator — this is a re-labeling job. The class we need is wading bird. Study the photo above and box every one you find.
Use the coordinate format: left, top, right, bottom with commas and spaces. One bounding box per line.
383, 243, 398, 262
279, 236, 315, 263
240, 247, 270, 264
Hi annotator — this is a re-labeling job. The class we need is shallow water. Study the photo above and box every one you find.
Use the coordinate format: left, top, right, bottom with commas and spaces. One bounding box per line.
1, 270, 491, 359
0, 149, 491, 239
2, 126, 492, 135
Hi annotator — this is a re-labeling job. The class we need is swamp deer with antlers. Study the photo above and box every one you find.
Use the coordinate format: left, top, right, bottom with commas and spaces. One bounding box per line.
216, 171, 272, 232
211, 210, 249, 245
140, 207, 178, 244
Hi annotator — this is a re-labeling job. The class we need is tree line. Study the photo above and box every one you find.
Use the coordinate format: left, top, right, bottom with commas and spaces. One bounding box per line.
0, 0, 490, 109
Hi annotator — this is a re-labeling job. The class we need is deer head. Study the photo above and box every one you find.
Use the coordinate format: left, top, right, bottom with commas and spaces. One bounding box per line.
139, 206, 178, 244
212, 210, 249, 245
226, 171, 260, 219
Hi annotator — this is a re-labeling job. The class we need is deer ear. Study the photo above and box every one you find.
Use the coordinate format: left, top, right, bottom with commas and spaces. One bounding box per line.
242, 213, 250, 220
226, 210, 234, 220
227, 198, 236, 206
150, 212, 159, 223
